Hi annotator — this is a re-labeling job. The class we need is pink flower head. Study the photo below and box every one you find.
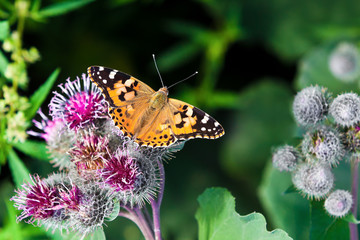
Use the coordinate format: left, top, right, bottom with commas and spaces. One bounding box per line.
49, 74, 108, 131
100, 151, 139, 192
56, 184, 81, 211
69, 132, 109, 172
11, 175, 58, 223
28, 109, 65, 142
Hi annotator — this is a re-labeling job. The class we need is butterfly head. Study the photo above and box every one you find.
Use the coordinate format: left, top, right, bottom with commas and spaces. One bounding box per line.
159, 87, 169, 96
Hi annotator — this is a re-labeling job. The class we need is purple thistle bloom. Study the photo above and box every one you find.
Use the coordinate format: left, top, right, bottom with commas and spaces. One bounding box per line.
69, 132, 109, 172
28, 109, 74, 170
49, 74, 108, 131
28, 109, 63, 142
100, 151, 139, 192
11, 175, 58, 223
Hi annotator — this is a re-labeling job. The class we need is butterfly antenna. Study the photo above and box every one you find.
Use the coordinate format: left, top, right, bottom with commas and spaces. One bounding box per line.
167, 71, 198, 89
152, 54, 165, 88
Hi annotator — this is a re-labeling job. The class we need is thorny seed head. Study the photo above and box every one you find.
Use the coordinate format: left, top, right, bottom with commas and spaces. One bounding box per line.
272, 145, 300, 172
302, 127, 344, 166
329, 42, 360, 82
69, 184, 115, 236
324, 190, 353, 217
293, 86, 330, 127
329, 93, 360, 127
292, 162, 334, 199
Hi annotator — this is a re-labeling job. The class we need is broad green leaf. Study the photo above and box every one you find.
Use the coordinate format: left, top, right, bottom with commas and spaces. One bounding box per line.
0, 201, 23, 240
259, 162, 310, 240
7, 148, 31, 187
0, 49, 9, 75
295, 40, 359, 94
12, 139, 49, 161
25, 68, 60, 120
221, 80, 296, 180
37, 0, 94, 18
196, 187, 292, 240
0, 20, 9, 40
310, 200, 349, 240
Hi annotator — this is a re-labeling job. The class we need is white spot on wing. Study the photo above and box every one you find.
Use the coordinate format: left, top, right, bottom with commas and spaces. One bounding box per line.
201, 127, 206, 131
201, 116, 209, 124
103, 79, 107, 84
214, 122, 219, 127
99, 67, 104, 71
109, 71, 116, 79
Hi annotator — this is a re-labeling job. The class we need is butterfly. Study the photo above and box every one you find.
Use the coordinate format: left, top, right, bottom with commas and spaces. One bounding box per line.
87, 66, 225, 148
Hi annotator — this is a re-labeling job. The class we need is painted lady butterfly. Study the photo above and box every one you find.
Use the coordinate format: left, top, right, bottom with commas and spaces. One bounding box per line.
88, 66, 225, 148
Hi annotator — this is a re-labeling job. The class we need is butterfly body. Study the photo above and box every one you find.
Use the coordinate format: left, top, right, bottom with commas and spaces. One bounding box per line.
88, 66, 224, 148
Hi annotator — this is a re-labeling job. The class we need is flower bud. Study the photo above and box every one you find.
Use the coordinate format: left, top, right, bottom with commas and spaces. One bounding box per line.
293, 86, 329, 127
324, 190, 353, 217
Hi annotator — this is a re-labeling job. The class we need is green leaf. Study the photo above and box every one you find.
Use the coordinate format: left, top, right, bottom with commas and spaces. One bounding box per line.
25, 68, 60, 120
310, 200, 349, 240
12, 139, 49, 161
7, 148, 31, 187
0, 201, 23, 240
0, 20, 9, 40
259, 162, 310, 240
196, 187, 292, 240
37, 0, 94, 18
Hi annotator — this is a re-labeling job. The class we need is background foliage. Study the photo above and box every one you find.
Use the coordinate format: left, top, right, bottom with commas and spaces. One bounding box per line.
0, 0, 359, 239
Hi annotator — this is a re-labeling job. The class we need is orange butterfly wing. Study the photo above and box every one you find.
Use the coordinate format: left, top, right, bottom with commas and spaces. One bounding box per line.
167, 99, 225, 140
88, 66, 154, 138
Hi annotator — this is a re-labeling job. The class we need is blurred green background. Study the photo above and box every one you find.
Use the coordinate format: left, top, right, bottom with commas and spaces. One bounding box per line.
1, 0, 360, 239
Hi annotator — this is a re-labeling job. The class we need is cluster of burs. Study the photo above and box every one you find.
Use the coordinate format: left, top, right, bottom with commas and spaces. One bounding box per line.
272, 85, 360, 217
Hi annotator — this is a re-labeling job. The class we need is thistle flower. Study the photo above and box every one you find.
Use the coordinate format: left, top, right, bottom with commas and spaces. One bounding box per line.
329, 93, 360, 127
329, 42, 360, 82
68, 131, 109, 173
292, 163, 334, 199
12, 174, 58, 223
49, 74, 108, 131
100, 151, 139, 192
302, 127, 344, 166
324, 190, 353, 217
28, 109, 74, 169
11, 173, 81, 233
272, 145, 300, 172
293, 86, 329, 127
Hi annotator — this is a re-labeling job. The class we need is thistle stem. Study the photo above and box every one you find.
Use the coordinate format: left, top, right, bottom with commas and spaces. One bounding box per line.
150, 159, 165, 240
120, 206, 154, 240
350, 159, 359, 240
